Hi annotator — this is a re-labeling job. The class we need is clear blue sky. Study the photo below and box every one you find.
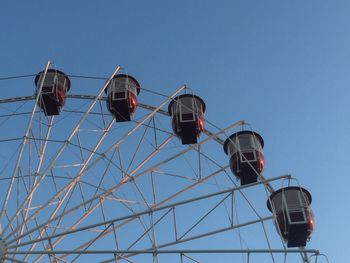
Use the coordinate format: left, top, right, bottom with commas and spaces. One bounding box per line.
1, 0, 349, 262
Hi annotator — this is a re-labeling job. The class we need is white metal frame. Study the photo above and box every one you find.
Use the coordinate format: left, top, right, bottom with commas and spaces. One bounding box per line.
0, 64, 321, 262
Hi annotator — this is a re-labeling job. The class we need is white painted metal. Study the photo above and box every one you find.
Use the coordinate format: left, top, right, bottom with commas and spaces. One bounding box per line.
0, 67, 321, 262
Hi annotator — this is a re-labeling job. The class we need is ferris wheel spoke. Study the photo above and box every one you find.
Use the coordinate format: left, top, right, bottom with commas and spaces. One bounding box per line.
113, 254, 135, 263
4, 211, 16, 243
6, 172, 279, 258
34, 213, 144, 262
22, 182, 85, 258
6, 194, 51, 261
0, 62, 51, 223
11, 126, 173, 250
3, 66, 121, 237
17, 117, 53, 237
48, 186, 160, 258
125, 118, 154, 175
11, 166, 62, 260
152, 165, 229, 209
27, 133, 176, 252
299, 250, 310, 263
32, 117, 115, 239
6, 120, 244, 244
101, 217, 274, 262
51, 187, 157, 255
37, 210, 104, 261
68, 209, 162, 263
4, 125, 54, 242
260, 221, 276, 263
3, 257, 26, 263
21, 217, 53, 262
86, 147, 119, 211
0, 99, 34, 129
5, 84, 185, 243
181, 253, 200, 263
126, 209, 172, 252
51, 116, 114, 206
93, 219, 276, 262
178, 193, 232, 241
113, 176, 294, 261
35, 223, 115, 263
48, 254, 71, 263
8, 178, 283, 253
93, 209, 155, 254
130, 180, 153, 209
57, 214, 141, 260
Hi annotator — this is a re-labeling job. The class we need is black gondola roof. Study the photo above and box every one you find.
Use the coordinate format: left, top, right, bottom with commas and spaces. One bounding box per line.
266, 186, 312, 212
167, 94, 206, 115
104, 74, 141, 95
35, 69, 71, 91
223, 130, 264, 155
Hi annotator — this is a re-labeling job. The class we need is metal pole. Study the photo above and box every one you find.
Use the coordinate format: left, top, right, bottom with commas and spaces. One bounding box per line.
17, 117, 53, 246
6, 84, 186, 245
0, 61, 51, 221
8, 174, 289, 249
3, 66, 121, 236
9, 118, 241, 245
6, 248, 320, 255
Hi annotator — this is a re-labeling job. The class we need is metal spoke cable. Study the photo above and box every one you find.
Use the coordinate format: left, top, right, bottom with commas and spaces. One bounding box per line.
125, 118, 153, 175
0, 61, 51, 224
3, 66, 122, 238
0, 74, 36, 81
6, 88, 184, 250
7, 178, 283, 250
0, 72, 322, 262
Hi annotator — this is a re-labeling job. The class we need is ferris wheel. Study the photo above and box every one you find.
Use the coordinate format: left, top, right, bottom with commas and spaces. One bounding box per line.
0, 61, 324, 263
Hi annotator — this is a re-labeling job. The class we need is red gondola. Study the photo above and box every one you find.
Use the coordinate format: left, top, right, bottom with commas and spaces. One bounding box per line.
223, 131, 264, 185
105, 74, 141, 122
168, 94, 206, 144
267, 186, 314, 247
35, 69, 71, 116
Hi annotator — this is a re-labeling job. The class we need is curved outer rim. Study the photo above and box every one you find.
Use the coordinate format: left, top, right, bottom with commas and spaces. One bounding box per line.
266, 186, 312, 212
223, 130, 264, 155
167, 94, 206, 115
34, 69, 71, 91
104, 74, 141, 95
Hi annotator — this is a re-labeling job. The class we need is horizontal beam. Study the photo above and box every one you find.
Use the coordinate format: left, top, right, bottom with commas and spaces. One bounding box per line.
0, 93, 230, 147
8, 174, 289, 249
7, 248, 319, 255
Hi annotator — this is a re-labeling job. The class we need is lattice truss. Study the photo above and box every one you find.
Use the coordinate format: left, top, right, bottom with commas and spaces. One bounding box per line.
0, 64, 323, 262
